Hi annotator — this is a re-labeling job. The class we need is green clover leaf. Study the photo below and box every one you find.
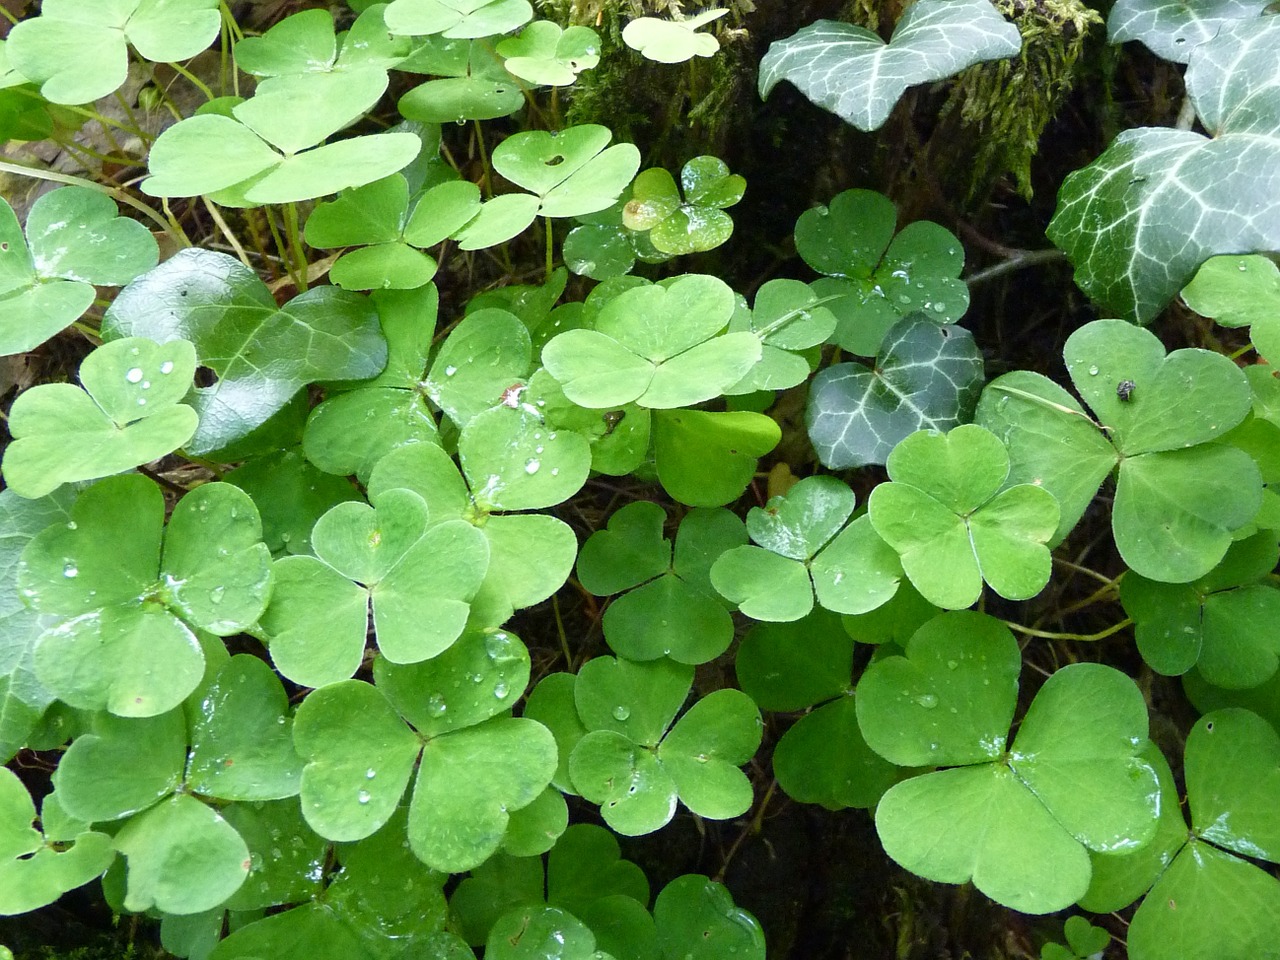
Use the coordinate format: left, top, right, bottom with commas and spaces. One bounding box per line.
385, 0, 533, 39
792, 189, 969, 354
6, 0, 221, 104
1, 337, 197, 498
759, 0, 1021, 131
397, 37, 526, 124
651, 409, 781, 507
18, 476, 271, 716
977, 319, 1259, 581
867, 424, 1059, 609
1182, 254, 1280, 367
0, 187, 158, 356
576, 502, 739, 664
497, 21, 601, 86
806, 316, 984, 470
104, 249, 388, 456
865, 623, 1159, 914
653, 875, 766, 960
621, 157, 745, 256
621, 9, 728, 64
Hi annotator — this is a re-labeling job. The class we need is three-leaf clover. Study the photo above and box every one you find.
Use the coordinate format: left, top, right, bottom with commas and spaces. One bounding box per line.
794, 189, 969, 356
542, 274, 761, 409
621, 9, 728, 64
0, 187, 158, 356
806, 315, 984, 470
397, 37, 526, 124
576, 502, 742, 664
651, 409, 781, 507
867, 424, 1060, 609
2, 337, 197, 499
292, 632, 556, 873
710, 475, 904, 621
6, 0, 221, 104
17, 475, 272, 716
385, 0, 533, 39
497, 21, 601, 85
621, 157, 746, 256
103, 249, 388, 456
1182, 254, 1280, 367
860, 612, 1160, 914
564, 657, 762, 835
758, 0, 1022, 131
976, 319, 1260, 581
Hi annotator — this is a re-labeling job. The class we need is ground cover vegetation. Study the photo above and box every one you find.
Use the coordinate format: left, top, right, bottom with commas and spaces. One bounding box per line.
0, 0, 1278, 957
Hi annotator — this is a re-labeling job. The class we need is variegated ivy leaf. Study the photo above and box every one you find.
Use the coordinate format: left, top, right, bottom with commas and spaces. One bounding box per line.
758, 0, 1022, 131
1107, 0, 1271, 62
1048, 17, 1280, 323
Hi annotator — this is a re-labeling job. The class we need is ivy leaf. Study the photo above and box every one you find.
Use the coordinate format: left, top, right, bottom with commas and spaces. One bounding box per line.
385, 0, 534, 39
867, 425, 1059, 609
806, 316, 984, 470
621, 9, 727, 64
0, 187, 158, 356
6, 0, 221, 104
103, 249, 388, 456
1, 337, 197, 499
758, 0, 1022, 131
792, 189, 968, 354
114, 795, 250, 915
652, 409, 780, 507
1047, 18, 1280, 322
497, 21, 600, 86
1106, 0, 1271, 62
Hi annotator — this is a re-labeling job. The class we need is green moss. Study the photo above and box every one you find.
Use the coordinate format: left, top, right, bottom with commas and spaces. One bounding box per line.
942, 0, 1102, 201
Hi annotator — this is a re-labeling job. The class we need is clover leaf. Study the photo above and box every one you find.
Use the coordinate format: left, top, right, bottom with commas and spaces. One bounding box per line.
1107, 0, 1271, 62
487, 124, 641, 232
304, 176, 481, 290
1089, 710, 1280, 960
863, 617, 1159, 913
1041, 916, 1110, 960
1048, 18, 1280, 322
104, 249, 388, 456
567, 657, 761, 835
1123, 531, 1280, 688
793, 189, 969, 355
0, 767, 114, 916
653, 875, 766, 960
487, 905, 607, 960
18, 475, 271, 717
806, 315, 984, 470
621, 157, 746, 256
576, 501, 738, 664
1, 337, 197, 499
385, 0, 533, 39
736, 610, 899, 810
543, 275, 760, 409
497, 21, 600, 85
397, 37, 525, 124
6, 0, 221, 104
421, 306, 532, 428
293, 636, 557, 872
710, 476, 903, 621
758, 0, 1021, 131
1182, 254, 1280, 366
621, 9, 728, 64
235, 6, 409, 78
651, 409, 781, 507
867, 424, 1059, 609
0, 187, 158, 356
977, 319, 1259, 581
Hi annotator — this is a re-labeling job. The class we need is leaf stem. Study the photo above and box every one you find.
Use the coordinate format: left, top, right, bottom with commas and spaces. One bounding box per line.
964, 248, 1067, 287
1001, 618, 1133, 643
166, 61, 216, 102
203, 198, 252, 269
472, 120, 493, 199
283, 203, 308, 292
544, 216, 554, 281
0, 159, 182, 243
552, 593, 573, 669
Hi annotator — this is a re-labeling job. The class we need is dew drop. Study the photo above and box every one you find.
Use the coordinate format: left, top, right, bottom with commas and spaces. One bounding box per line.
427, 693, 447, 717
946, 660, 958, 670
357, 790, 371, 804
210, 586, 226, 604
125, 367, 144, 383
524, 458, 541, 475
1088, 365, 1099, 376
365, 768, 377, 779
62, 562, 78, 578
612, 705, 631, 721
915, 693, 939, 709
493, 681, 509, 698
444, 365, 458, 376
160, 360, 174, 374
137, 397, 147, 406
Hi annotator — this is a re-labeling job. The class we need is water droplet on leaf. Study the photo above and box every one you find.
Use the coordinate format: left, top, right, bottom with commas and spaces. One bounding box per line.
126, 367, 143, 383
612, 705, 630, 721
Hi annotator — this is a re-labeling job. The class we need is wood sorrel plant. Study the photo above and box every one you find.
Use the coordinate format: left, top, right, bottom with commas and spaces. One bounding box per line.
1, 1, 1279, 958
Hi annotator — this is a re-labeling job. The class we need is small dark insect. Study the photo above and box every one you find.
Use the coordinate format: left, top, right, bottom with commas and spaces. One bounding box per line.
602, 409, 626, 436
1116, 379, 1136, 401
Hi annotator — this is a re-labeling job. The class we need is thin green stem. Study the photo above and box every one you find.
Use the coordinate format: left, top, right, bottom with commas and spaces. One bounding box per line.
986, 381, 1103, 424
0, 159, 181, 242
753, 293, 846, 339
0, 7, 18, 24
161, 198, 193, 247
166, 61, 216, 102
964, 248, 1067, 288
1002, 618, 1133, 643
544, 216, 554, 281
472, 120, 493, 198
283, 203, 309, 292
264, 210, 293, 285
552, 594, 573, 670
